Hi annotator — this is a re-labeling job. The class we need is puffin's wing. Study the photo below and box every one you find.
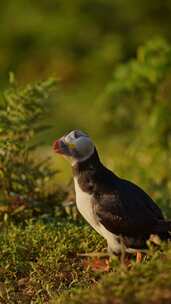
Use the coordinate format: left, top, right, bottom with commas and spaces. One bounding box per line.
119, 179, 164, 220
95, 193, 150, 237
95, 179, 167, 237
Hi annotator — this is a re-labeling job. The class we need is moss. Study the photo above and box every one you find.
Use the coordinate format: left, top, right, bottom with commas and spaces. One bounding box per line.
0, 219, 104, 303
0, 218, 171, 303
56, 244, 171, 304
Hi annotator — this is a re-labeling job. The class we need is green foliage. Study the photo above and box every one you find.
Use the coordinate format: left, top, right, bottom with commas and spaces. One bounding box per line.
0, 79, 63, 221
0, 219, 171, 304
56, 245, 171, 304
1, 3, 171, 303
99, 39, 171, 216
1, 0, 171, 87
102, 38, 171, 137
0, 220, 104, 303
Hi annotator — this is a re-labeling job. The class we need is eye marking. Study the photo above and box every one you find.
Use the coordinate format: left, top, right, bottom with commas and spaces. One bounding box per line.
73, 130, 83, 139
74, 131, 79, 139
64, 130, 88, 143
74, 130, 88, 139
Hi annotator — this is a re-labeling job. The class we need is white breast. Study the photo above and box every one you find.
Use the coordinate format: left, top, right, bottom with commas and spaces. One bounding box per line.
74, 178, 100, 232
74, 177, 121, 253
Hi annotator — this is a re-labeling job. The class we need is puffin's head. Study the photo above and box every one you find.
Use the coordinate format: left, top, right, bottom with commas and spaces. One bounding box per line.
53, 130, 95, 164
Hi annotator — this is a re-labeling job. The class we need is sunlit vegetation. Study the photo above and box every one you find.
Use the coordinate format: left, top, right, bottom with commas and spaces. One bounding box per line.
0, 1, 171, 303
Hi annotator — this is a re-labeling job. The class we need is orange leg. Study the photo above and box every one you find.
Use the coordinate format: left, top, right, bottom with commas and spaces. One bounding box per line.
136, 251, 142, 263
83, 257, 110, 272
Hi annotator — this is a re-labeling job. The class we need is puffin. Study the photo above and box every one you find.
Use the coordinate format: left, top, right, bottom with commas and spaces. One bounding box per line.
53, 130, 171, 261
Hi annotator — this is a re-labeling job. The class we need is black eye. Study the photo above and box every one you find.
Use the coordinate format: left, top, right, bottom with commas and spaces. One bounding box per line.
74, 130, 87, 139
74, 130, 80, 138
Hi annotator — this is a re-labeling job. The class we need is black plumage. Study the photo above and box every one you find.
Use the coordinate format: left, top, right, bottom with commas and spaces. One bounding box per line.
73, 148, 171, 250
53, 130, 171, 254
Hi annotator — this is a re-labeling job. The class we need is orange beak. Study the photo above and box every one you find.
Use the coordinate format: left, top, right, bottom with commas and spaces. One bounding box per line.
53, 139, 63, 154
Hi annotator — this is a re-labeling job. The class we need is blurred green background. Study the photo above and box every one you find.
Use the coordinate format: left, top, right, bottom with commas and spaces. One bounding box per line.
1, 2, 171, 302
1, 0, 171, 202
1, 0, 171, 87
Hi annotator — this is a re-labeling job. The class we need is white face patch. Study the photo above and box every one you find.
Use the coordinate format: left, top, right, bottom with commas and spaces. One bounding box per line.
64, 130, 95, 164
74, 137, 94, 159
